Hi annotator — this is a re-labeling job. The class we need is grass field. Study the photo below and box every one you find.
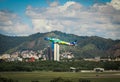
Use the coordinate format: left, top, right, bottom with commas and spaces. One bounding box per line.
0, 71, 120, 82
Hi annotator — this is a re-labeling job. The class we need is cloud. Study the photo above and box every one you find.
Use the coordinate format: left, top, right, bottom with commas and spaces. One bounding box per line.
49, 1, 59, 7
109, 0, 120, 10
25, 0, 120, 39
0, 0, 120, 39
0, 10, 32, 36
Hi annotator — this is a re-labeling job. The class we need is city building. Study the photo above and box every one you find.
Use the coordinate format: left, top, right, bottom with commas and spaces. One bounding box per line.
54, 43, 60, 61
47, 46, 53, 60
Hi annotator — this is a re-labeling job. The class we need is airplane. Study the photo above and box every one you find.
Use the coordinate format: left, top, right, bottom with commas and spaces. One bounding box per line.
44, 37, 77, 46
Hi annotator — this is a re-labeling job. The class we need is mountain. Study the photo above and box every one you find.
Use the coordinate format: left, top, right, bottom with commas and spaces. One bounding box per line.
0, 31, 120, 58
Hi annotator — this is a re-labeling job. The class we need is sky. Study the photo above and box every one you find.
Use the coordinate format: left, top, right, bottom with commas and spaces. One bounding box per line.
0, 0, 120, 39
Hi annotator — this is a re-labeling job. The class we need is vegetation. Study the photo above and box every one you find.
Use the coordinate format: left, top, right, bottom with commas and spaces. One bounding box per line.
0, 75, 18, 82
0, 31, 120, 58
50, 77, 91, 82
0, 61, 120, 72
0, 72, 120, 82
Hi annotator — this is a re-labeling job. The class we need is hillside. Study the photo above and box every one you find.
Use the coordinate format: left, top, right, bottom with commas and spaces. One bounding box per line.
0, 31, 120, 58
